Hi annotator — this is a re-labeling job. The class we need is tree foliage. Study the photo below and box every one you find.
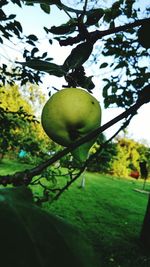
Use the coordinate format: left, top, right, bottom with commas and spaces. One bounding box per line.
112, 137, 140, 177
0, 0, 150, 97
0, 186, 95, 267
87, 133, 117, 173
0, 83, 52, 159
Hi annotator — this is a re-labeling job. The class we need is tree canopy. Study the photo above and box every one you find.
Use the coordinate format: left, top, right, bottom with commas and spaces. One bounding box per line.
0, 82, 55, 161
1, 1, 150, 105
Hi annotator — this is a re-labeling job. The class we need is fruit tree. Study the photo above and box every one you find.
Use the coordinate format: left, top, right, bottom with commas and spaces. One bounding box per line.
0, 0, 150, 262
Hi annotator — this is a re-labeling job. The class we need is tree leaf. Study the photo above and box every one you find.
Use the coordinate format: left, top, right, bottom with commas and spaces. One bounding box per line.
27, 34, 38, 41
63, 42, 93, 71
72, 138, 96, 162
8, 14, 16, 20
14, 20, 23, 32
24, 0, 86, 15
99, 62, 108, 68
17, 59, 65, 77
86, 8, 104, 26
103, 8, 112, 23
31, 47, 39, 57
0, 186, 96, 267
48, 19, 77, 35
40, 3, 51, 13
77, 75, 95, 90
114, 61, 128, 69
102, 83, 110, 98
60, 3, 89, 14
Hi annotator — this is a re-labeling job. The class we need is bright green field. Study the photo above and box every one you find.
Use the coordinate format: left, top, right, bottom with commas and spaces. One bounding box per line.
1, 159, 150, 267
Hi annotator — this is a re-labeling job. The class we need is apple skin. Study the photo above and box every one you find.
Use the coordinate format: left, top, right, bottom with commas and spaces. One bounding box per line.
41, 88, 101, 161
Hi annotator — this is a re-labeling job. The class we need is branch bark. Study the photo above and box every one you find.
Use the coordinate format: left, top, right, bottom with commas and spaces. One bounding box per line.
0, 99, 144, 186
59, 18, 150, 46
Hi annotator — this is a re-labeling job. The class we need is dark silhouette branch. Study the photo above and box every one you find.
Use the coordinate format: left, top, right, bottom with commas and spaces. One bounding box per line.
52, 166, 86, 201
35, 109, 140, 203
0, 96, 146, 187
59, 18, 150, 46
48, 112, 136, 202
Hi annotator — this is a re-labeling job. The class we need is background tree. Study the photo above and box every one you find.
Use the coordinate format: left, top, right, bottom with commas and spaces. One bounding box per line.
87, 133, 117, 173
0, 83, 53, 161
111, 137, 140, 177
138, 144, 150, 173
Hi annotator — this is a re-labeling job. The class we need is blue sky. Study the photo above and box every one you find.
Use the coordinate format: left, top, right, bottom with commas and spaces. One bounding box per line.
2, 1, 150, 145
4, 2, 68, 34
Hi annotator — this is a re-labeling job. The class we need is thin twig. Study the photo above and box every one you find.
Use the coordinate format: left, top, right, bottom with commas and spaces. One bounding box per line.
52, 166, 86, 201
61, 6, 73, 19
83, 0, 88, 15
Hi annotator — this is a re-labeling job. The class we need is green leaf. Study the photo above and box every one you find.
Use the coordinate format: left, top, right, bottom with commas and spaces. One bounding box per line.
8, 14, 16, 20
77, 75, 95, 90
17, 59, 65, 77
40, 3, 51, 13
104, 98, 110, 108
114, 61, 128, 69
103, 8, 112, 23
63, 42, 93, 71
0, 186, 96, 267
72, 138, 96, 162
60, 3, 89, 14
14, 20, 23, 33
48, 20, 77, 35
102, 83, 110, 98
86, 8, 104, 26
112, 86, 118, 94
99, 62, 108, 69
27, 34, 38, 41
111, 1, 121, 19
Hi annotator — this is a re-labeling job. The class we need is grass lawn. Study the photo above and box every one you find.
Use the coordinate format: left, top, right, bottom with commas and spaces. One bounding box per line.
1, 159, 150, 267
0, 158, 33, 175
45, 173, 150, 267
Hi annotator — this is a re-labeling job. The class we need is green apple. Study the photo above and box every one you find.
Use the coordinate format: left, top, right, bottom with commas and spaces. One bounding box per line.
41, 88, 101, 162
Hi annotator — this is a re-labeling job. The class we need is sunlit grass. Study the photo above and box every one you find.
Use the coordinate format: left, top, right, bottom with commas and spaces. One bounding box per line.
1, 159, 150, 267
0, 158, 33, 175
44, 173, 150, 267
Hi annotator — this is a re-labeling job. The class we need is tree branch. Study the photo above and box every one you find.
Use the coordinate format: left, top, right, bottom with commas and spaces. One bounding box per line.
52, 167, 86, 201
85, 113, 135, 167
59, 18, 150, 46
0, 98, 145, 187
35, 107, 140, 203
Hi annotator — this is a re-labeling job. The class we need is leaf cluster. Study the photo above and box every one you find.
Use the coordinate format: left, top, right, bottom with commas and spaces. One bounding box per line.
0, 106, 37, 154
101, 28, 150, 108
0, 0, 22, 43
0, 186, 96, 267
1, 0, 150, 95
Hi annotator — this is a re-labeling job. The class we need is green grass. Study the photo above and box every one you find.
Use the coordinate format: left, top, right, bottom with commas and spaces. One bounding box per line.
1, 159, 150, 267
44, 173, 150, 267
0, 158, 33, 175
